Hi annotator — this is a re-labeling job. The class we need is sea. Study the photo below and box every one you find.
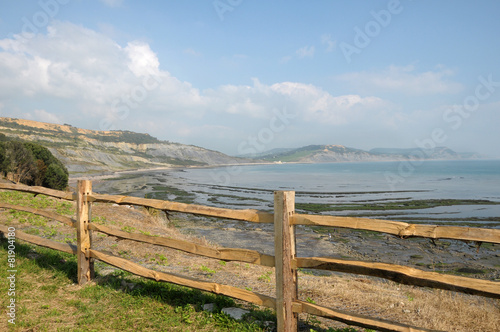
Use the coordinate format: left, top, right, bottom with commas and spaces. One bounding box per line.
94, 159, 500, 226
91, 159, 500, 256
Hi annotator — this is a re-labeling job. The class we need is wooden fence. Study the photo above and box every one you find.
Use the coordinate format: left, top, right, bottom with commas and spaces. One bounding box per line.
0, 180, 499, 332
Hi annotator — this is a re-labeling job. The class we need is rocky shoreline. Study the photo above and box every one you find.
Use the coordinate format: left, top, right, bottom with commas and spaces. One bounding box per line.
83, 167, 500, 282
172, 213, 500, 282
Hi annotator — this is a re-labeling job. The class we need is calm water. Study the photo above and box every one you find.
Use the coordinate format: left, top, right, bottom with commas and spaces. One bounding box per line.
168, 159, 500, 223
94, 159, 500, 224
178, 160, 500, 199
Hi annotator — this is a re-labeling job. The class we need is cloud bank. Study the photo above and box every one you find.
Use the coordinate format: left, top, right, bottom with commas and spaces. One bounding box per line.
1, 21, 484, 155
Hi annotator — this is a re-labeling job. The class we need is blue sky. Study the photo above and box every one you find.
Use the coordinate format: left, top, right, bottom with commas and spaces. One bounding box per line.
0, 0, 499, 157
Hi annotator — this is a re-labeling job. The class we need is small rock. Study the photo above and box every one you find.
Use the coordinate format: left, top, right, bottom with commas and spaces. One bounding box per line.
27, 253, 40, 260
403, 309, 411, 314
262, 321, 275, 328
222, 307, 250, 320
399, 301, 405, 307
120, 280, 137, 290
202, 303, 216, 312
389, 304, 395, 309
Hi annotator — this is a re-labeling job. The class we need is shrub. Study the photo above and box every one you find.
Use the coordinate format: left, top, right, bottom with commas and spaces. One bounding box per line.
0, 139, 69, 190
43, 163, 69, 190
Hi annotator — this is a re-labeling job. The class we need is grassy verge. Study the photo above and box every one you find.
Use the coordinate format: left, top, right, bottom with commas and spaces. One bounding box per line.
0, 241, 273, 331
0, 241, 366, 332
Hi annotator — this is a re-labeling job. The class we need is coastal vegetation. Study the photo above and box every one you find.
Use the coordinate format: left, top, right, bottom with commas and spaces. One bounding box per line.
0, 134, 68, 190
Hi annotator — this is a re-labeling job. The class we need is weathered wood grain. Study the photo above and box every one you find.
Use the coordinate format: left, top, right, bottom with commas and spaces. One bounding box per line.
89, 249, 276, 309
0, 225, 77, 254
0, 202, 75, 228
0, 182, 75, 201
296, 257, 500, 299
89, 193, 274, 223
295, 300, 440, 332
88, 223, 275, 266
76, 180, 92, 285
274, 191, 298, 331
293, 214, 500, 244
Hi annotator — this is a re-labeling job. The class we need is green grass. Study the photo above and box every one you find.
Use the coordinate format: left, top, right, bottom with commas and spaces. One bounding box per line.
0, 191, 74, 217
0, 240, 366, 331
0, 241, 270, 331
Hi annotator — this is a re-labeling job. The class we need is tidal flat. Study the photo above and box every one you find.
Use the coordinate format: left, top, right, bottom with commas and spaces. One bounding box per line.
83, 168, 500, 282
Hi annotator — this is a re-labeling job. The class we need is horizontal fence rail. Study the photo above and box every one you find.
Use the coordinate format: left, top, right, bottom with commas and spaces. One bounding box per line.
0, 224, 77, 254
88, 223, 275, 267
0, 202, 75, 227
89, 193, 275, 223
89, 248, 277, 309
293, 214, 500, 244
0, 183, 76, 201
1, 180, 499, 332
295, 257, 500, 298
294, 300, 438, 332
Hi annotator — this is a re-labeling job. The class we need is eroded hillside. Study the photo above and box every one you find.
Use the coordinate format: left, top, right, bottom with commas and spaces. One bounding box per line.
0, 117, 247, 175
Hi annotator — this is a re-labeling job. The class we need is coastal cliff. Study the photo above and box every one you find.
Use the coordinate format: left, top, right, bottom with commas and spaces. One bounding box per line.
0, 117, 247, 175
253, 144, 478, 163
0, 117, 479, 175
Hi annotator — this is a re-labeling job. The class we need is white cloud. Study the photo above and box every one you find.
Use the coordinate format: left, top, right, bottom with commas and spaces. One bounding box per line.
125, 41, 160, 77
26, 109, 62, 124
296, 45, 315, 58
201, 78, 388, 129
270, 82, 387, 124
0, 21, 204, 123
0, 21, 405, 154
337, 65, 464, 95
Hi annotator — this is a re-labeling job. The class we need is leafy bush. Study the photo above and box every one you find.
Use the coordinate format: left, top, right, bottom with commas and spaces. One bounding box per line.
0, 138, 68, 190
43, 163, 68, 190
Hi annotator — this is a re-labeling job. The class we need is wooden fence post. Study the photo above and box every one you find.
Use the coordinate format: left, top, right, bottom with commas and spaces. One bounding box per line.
274, 191, 298, 331
76, 180, 93, 285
